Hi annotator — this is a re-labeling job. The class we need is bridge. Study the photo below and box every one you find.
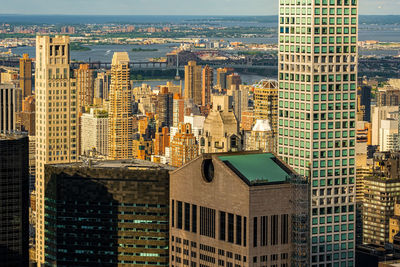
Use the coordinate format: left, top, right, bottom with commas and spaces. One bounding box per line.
1, 57, 399, 73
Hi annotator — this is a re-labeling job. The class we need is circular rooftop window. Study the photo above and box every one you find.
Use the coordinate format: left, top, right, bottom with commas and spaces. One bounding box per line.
202, 159, 214, 183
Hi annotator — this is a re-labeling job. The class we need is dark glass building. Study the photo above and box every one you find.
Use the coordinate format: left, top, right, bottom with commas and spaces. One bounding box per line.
0, 134, 29, 266
44, 159, 174, 266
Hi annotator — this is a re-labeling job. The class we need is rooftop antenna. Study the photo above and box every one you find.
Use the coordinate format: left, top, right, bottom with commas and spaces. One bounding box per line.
175, 52, 180, 81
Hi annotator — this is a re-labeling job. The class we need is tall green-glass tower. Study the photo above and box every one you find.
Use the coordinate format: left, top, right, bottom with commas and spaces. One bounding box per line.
277, 0, 358, 265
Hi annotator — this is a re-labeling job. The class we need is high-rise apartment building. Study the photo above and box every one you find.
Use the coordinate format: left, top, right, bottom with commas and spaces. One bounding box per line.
108, 52, 133, 160
0, 83, 20, 133
156, 87, 173, 128
35, 35, 79, 264
75, 63, 95, 110
17, 95, 35, 135
80, 108, 109, 156
43, 159, 174, 266
253, 80, 279, 137
184, 61, 202, 106
19, 53, 32, 97
226, 73, 242, 91
94, 71, 110, 100
170, 151, 308, 267
0, 134, 29, 266
278, 0, 358, 265
170, 123, 199, 167
202, 65, 213, 107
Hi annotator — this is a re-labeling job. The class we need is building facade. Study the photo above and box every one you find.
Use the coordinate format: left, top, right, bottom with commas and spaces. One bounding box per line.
19, 53, 32, 98
108, 52, 133, 160
170, 123, 199, 167
0, 83, 20, 134
184, 61, 202, 106
0, 134, 29, 266
170, 152, 308, 267
253, 80, 278, 137
202, 65, 213, 108
75, 63, 95, 110
80, 108, 109, 156
35, 35, 79, 264
44, 159, 174, 266
277, 0, 358, 265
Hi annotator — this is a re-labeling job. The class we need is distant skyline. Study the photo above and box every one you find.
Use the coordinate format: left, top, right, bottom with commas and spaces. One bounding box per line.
0, 0, 399, 16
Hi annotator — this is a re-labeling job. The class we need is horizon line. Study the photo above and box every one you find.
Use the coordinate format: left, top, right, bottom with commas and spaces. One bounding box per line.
1, 13, 399, 16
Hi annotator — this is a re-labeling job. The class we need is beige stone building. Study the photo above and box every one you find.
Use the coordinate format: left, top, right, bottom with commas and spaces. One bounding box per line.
108, 52, 133, 159
35, 35, 79, 264
245, 119, 275, 153
170, 151, 308, 267
199, 96, 241, 154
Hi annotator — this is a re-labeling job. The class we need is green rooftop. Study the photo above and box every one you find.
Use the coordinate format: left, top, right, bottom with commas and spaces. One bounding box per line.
218, 153, 293, 184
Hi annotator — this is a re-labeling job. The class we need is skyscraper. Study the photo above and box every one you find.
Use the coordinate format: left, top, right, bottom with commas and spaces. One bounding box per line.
80, 108, 109, 156
94, 71, 110, 100
0, 134, 29, 266
253, 80, 279, 137
184, 61, 202, 106
156, 86, 173, 128
0, 83, 19, 133
75, 63, 95, 110
170, 152, 307, 267
35, 35, 79, 264
170, 123, 199, 167
44, 159, 173, 266
108, 52, 133, 160
202, 65, 213, 107
19, 53, 32, 97
278, 0, 358, 265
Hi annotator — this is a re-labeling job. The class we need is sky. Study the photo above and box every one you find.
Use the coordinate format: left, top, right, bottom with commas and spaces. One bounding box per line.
0, 0, 399, 15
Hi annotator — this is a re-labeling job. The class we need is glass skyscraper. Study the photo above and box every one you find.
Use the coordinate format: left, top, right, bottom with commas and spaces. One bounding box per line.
277, 0, 358, 265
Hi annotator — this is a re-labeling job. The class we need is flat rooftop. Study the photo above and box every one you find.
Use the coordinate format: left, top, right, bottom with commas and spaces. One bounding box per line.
0, 133, 27, 140
218, 153, 294, 184
50, 159, 176, 171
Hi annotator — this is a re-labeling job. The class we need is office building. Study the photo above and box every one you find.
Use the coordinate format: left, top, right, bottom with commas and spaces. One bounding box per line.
170, 151, 309, 267
379, 119, 398, 151
357, 85, 371, 122
108, 52, 133, 160
94, 71, 110, 100
154, 126, 170, 156
363, 152, 400, 245
184, 61, 202, 106
16, 95, 35, 135
0, 134, 29, 266
80, 108, 109, 156
75, 63, 95, 110
0, 83, 20, 133
228, 84, 250, 124
35, 35, 79, 264
371, 105, 398, 146
377, 87, 400, 107
199, 96, 242, 154
156, 87, 173, 128
44, 159, 174, 266
245, 119, 275, 153
253, 80, 278, 137
19, 53, 32, 97
202, 65, 213, 108
278, 0, 358, 265
216, 68, 233, 91
389, 203, 400, 244
226, 73, 241, 91
170, 123, 199, 167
